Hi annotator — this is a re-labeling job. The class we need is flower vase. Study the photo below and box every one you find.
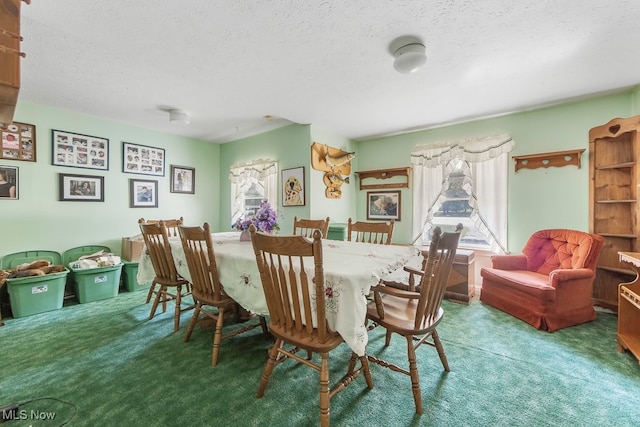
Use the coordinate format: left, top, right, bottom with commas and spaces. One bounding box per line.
240, 230, 251, 241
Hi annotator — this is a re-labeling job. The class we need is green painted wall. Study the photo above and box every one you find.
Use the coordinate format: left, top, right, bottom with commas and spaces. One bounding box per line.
4, 91, 638, 260
354, 92, 634, 251
1, 103, 220, 259
632, 85, 640, 114
218, 124, 312, 235
309, 126, 356, 226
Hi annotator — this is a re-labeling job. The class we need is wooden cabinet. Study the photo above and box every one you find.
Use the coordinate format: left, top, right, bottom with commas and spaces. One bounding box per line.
589, 116, 640, 310
617, 252, 640, 365
0, 0, 26, 126
444, 249, 475, 304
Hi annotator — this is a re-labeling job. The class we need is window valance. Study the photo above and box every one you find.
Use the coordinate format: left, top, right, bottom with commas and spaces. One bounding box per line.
411, 134, 514, 167
228, 159, 278, 183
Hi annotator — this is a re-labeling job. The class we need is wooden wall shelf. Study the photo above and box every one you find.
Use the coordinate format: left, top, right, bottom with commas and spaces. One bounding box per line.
355, 167, 411, 190
512, 149, 585, 172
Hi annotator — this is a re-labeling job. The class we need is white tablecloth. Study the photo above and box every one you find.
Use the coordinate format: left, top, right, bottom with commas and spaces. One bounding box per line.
138, 231, 418, 356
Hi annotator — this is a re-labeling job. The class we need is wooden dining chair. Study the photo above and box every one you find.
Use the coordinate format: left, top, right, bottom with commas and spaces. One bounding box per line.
347, 218, 395, 245
249, 224, 374, 427
382, 224, 464, 293
178, 223, 268, 367
293, 216, 330, 239
139, 217, 184, 237
138, 219, 193, 332
366, 226, 461, 415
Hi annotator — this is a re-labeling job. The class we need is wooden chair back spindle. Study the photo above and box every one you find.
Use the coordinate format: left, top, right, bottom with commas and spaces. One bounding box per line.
139, 216, 184, 237
347, 218, 394, 245
293, 216, 331, 239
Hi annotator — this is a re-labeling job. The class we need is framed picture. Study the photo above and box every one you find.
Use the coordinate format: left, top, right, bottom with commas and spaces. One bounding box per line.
1, 122, 36, 162
170, 165, 195, 194
52, 129, 109, 170
58, 173, 104, 202
129, 178, 158, 208
282, 166, 305, 206
0, 165, 18, 199
123, 142, 165, 176
366, 190, 401, 221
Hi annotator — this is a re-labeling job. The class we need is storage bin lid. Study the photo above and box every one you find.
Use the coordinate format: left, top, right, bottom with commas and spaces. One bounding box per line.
62, 245, 112, 265
328, 223, 347, 231
1, 250, 63, 270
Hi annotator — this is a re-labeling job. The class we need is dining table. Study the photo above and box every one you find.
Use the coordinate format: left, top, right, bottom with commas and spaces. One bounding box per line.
137, 231, 419, 356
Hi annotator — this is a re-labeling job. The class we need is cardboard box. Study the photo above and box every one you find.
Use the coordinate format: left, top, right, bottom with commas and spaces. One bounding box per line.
121, 236, 145, 262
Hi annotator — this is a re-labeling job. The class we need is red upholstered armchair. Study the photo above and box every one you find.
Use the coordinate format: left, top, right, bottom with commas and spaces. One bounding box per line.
480, 229, 604, 332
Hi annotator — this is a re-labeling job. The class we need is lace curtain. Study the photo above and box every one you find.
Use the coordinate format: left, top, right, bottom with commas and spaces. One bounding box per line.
411, 134, 514, 253
229, 158, 278, 221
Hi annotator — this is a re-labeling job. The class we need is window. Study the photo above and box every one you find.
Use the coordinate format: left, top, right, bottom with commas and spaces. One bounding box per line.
411, 134, 514, 253
229, 159, 278, 224
429, 159, 492, 249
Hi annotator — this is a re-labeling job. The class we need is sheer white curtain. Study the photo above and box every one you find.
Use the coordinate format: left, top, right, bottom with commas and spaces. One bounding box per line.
229, 158, 278, 220
411, 134, 514, 253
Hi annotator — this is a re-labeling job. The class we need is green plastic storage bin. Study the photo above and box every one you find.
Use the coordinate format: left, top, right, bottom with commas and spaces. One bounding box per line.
63, 245, 123, 304
122, 260, 149, 292
327, 223, 348, 241
0, 250, 68, 318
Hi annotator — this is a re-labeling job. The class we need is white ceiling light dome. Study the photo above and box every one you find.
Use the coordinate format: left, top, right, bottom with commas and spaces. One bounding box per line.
393, 43, 427, 74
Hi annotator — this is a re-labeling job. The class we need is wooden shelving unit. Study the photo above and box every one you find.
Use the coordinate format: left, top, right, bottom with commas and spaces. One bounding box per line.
355, 167, 411, 190
512, 149, 585, 172
589, 115, 640, 310
617, 252, 640, 365
0, 0, 28, 126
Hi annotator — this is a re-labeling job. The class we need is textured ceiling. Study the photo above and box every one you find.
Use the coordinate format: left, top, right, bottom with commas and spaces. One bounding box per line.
17, 1, 640, 143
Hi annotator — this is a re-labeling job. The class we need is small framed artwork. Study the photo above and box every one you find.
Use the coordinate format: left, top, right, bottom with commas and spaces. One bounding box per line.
366, 190, 401, 221
1, 122, 36, 162
123, 142, 165, 176
282, 166, 305, 206
170, 165, 195, 194
0, 165, 18, 199
52, 129, 109, 170
129, 178, 158, 208
58, 173, 104, 202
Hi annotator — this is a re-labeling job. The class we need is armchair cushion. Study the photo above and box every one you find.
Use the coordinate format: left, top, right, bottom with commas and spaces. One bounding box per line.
480, 229, 603, 332
522, 229, 600, 275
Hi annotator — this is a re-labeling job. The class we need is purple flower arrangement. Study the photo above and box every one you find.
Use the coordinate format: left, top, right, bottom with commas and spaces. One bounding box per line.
232, 200, 280, 233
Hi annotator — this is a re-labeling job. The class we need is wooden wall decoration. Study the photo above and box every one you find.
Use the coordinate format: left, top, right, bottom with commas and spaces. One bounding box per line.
311, 142, 355, 199
512, 149, 585, 172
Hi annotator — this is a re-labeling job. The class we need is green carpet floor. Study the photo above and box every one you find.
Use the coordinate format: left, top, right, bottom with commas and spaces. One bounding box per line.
1, 290, 639, 426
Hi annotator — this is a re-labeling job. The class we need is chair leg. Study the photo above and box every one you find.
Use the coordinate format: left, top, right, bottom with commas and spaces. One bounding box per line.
160, 286, 168, 313
211, 307, 225, 367
145, 282, 157, 304
385, 329, 392, 346
259, 316, 269, 337
432, 329, 450, 372
184, 302, 202, 343
173, 285, 182, 332
319, 352, 330, 427
406, 336, 423, 415
257, 338, 281, 398
348, 352, 374, 390
149, 286, 163, 320
360, 354, 374, 389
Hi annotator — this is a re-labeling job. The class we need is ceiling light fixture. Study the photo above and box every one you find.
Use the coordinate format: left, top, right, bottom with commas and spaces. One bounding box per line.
393, 43, 427, 74
168, 109, 190, 125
